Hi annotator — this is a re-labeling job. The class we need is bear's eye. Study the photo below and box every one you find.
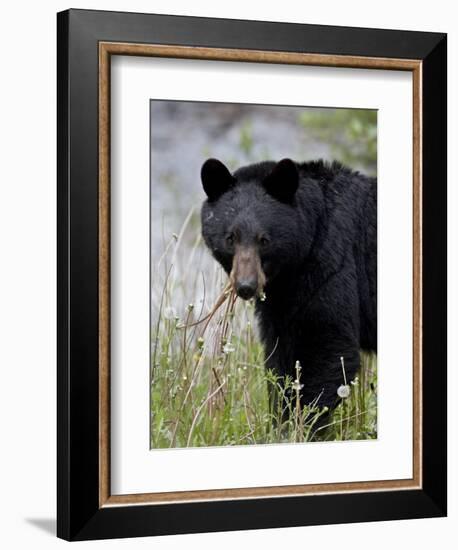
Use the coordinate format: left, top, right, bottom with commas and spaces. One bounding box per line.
226, 233, 235, 246
259, 236, 270, 247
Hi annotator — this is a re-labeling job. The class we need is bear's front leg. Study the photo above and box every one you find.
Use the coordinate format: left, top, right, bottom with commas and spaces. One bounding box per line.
299, 343, 361, 412
298, 266, 362, 412
261, 332, 298, 423
293, 328, 361, 439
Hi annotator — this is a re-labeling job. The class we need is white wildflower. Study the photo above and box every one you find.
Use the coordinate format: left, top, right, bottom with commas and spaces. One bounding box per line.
291, 379, 304, 391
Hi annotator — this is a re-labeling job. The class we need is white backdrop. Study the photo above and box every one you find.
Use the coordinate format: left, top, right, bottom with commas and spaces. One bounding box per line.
0, 1, 455, 549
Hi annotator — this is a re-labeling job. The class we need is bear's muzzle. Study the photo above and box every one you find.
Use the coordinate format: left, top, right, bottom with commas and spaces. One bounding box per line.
230, 246, 266, 300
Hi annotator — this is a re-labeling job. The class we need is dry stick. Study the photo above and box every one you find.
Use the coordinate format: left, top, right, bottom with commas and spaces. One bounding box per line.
182, 282, 236, 408
243, 387, 256, 444
211, 369, 226, 405
264, 337, 280, 364
238, 428, 256, 443
168, 206, 195, 273
176, 276, 207, 369
156, 233, 177, 269
186, 380, 226, 447
177, 282, 234, 331
181, 308, 192, 373
206, 285, 235, 411
340, 355, 348, 386
339, 356, 348, 439
180, 308, 199, 412
169, 348, 206, 448
222, 290, 238, 342
169, 283, 234, 447
185, 271, 207, 396
152, 264, 174, 409
313, 409, 369, 435
213, 286, 235, 388
212, 288, 238, 404
183, 275, 208, 411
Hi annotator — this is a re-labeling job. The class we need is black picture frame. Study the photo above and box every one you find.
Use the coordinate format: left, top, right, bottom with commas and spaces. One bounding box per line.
57, 8, 447, 541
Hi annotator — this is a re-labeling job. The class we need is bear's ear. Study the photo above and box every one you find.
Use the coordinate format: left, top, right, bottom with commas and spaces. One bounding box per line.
201, 158, 235, 201
263, 158, 299, 203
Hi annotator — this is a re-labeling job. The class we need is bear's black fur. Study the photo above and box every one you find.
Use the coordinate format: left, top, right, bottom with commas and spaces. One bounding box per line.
200, 157, 376, 412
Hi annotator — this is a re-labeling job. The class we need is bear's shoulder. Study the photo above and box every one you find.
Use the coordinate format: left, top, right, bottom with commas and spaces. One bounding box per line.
297, 159, 367, 183
298, 159, 375, 201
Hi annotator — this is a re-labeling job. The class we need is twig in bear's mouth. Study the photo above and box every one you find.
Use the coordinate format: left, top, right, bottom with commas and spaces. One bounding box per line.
176, 281, 237, 332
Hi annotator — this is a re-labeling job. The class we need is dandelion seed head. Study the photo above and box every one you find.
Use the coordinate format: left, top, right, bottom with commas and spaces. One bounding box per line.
337, 384, 351, 398
223, 342, 235, 354
163, 306, 177, 320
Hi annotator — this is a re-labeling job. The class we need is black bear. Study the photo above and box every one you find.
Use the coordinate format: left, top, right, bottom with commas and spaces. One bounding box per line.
200, 157, 376, 414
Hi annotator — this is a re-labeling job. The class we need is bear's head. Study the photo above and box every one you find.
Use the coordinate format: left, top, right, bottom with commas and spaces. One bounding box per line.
200, 158, 312, 301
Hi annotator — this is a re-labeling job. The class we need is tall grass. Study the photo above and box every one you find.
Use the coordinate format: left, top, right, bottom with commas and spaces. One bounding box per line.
150, 210, 377, 449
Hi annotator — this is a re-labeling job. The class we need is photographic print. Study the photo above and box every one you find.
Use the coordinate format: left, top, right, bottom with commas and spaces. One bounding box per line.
150, 100, 377, 449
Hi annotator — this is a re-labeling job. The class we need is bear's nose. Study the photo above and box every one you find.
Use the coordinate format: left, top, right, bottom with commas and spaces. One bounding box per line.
235, 279, 257, 300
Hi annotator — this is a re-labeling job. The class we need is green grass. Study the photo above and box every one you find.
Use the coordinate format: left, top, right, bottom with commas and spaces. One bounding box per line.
150, 215, 377, 449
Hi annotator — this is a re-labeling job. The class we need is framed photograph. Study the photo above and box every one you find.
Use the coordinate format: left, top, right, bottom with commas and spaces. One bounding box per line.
57, 9, 447, 541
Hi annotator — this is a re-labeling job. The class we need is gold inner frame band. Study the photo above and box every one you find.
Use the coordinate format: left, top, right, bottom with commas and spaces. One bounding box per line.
98, 42, 422, 507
